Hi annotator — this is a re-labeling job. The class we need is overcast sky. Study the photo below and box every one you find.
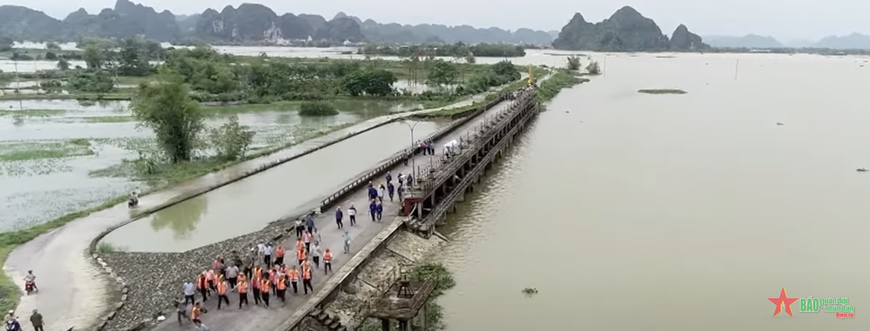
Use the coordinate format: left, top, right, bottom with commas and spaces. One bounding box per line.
9, 0, 867, 41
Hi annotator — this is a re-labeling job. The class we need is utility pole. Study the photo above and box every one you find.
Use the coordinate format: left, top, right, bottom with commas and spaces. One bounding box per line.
402, 121, 419, 186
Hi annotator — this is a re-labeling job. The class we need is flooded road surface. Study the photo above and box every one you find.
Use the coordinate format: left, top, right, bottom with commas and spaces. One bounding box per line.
436, 53, 870, 331
102, 121, 446, 252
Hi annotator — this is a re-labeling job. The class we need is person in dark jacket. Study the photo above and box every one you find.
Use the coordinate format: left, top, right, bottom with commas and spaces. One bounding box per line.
387, 182, 395, 202
369, 200, 378, 222
385, 171, 392, 185
367, 182, 377, 200
335, 207, 344, 229
376, 201, 383, 221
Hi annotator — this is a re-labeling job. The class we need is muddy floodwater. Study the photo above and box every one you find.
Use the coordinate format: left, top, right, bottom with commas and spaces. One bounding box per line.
0, 98, 429, 231
436, 53, 870, 331
101, 121, 445, 252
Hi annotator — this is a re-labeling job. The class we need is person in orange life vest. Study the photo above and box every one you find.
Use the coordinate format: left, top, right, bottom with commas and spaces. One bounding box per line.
259, 277, 271, 308
212, 257, 224, 276
275, 245, 285, 266
251, 272, 262, 305
268, 267, 279, 295
323, 249, 333, 275
288, 266, 299, 294
190, 302, 205, 324
276, 274, 287, 305
215, 279, 230, 310
297, 246, 306, 266
196, 272, 209, 302
301, 259, 311, 275
295, 238, 304, 253
236, 278, 249, 309
206, 269, 217, 292
302, 265, 314, 294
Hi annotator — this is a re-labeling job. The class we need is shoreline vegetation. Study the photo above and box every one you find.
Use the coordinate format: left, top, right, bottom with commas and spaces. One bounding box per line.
357, 43, 526, 58
638, 88, 687, 95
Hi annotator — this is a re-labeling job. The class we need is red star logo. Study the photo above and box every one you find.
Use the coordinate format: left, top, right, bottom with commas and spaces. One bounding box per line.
768, 287, 799, 317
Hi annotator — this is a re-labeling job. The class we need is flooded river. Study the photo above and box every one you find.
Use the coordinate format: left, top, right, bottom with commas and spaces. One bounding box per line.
436, 53, 870, 330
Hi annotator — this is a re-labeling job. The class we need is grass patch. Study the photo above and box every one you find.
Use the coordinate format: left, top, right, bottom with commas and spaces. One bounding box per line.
0, 245, 19, 315
0, 109, 66, 117
535, 69, 590, 103
115, 75, 157, 86
638, 89, 687, 95
96, 242, 126, 253
0, 140, 94, 161
79, 116, 136, 123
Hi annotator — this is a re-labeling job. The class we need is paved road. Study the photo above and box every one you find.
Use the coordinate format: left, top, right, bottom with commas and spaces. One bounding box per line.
2, 88, 507, 331
148, 100, 517, 331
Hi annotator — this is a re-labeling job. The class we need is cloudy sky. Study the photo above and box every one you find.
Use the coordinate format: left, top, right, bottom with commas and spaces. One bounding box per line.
9, 0, 867, 41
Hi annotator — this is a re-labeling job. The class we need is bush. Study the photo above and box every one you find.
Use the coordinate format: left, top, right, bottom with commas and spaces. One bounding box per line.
299, 101, 338, 116
566, 55, 581, 70
586, 61, 601, 75
209, 115, 254, 160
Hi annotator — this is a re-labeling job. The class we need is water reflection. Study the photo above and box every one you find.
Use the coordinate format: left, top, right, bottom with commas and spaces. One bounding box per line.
149, 195, 209, 240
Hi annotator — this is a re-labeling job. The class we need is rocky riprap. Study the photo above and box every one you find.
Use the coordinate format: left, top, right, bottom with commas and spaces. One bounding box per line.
99, 222, 289, 331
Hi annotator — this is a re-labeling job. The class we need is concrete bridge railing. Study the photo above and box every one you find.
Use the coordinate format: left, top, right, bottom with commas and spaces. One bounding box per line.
317, 92, 516, 212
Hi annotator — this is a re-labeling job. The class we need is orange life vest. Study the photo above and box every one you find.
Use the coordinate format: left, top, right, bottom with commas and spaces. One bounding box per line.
196, 275, 206, 289
269, 270, 277, 284
276, 246, 285, 258
253, 267, 262, 277
191, 307, 201, 320
260, 279, 270, 293
296, 240, 304, 252
252, 275, 260, 290
301, 260, 311, 272
289, 269, 299, 281
303, 268, 311, 280
323, 251, 332, 262
277, 277, 286, 290
297, 248, 306, 260
217, 281, 227, 295
238, 280, 248, 294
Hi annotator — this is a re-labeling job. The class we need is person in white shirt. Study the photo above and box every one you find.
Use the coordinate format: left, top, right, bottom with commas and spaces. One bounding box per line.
263, 244, 273, 267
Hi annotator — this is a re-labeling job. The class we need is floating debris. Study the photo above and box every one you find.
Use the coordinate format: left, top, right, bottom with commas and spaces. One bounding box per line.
776, 122, 784, 126
522, 287, 539, 295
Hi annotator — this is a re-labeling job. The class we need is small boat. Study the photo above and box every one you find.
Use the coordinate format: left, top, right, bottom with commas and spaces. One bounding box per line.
521, 287, 538, 295
857, 168, 868, 172
776, 122, 784, 126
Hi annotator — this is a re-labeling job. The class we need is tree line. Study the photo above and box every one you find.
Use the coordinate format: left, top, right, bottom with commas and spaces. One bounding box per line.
358, 42, 526, 58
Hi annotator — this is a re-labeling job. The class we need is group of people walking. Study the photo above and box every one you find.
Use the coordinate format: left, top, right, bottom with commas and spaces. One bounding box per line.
176, 230, 334, 329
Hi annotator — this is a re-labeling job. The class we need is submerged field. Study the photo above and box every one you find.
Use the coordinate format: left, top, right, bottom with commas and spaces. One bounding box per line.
0, 98, 435, 231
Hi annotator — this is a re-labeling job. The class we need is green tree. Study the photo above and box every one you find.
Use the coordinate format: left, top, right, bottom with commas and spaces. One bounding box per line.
0, 37, 13, 52
44, 51, 57, 60
56, 58, 70, 71
45, 42, 61, 51
131, 71, 205, 163
209, 115, 254, 160
427, 59, 459, 87
341, 69, 397, 97
566, 55, 581, 70
118, 37, 153, 76
464, 53, 476, 64
82, 45, 104, 70
67, 70, 115, 93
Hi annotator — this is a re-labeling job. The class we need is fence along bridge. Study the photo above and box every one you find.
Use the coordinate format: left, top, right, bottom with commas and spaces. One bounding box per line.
401, 86, 539, 237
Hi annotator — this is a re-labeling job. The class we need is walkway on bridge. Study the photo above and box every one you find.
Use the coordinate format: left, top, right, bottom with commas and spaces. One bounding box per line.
147, 100, 518, 331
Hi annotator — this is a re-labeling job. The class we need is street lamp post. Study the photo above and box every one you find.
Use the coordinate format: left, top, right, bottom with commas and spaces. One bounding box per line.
401, 121, 419, 185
